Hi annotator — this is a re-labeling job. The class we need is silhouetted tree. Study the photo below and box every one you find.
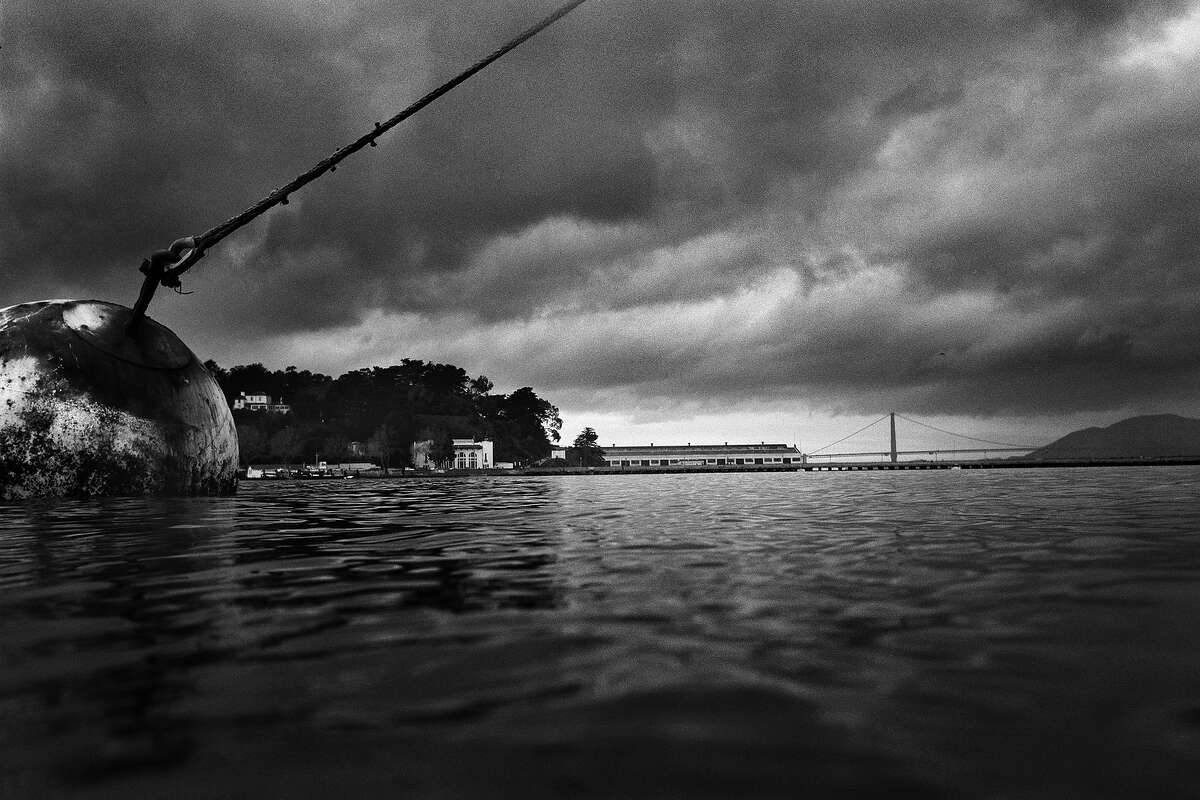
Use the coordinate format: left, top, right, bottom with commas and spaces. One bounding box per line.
269, 428, 300, 468
203, 359, 228, 384
469, 375, 494, 398
429, 433, 456, 469
367, 411, 413, 475
211, 360, 559, 469
321, 434, 350, 464
237, 423, 269, 465
481, 387, 561, 465
570, 426, 606, 467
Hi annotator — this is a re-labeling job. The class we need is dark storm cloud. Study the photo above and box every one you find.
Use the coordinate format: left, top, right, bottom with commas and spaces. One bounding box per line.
4, 0, 1200, 420
2, 0, 420, 303
1024, 0, 1188, 25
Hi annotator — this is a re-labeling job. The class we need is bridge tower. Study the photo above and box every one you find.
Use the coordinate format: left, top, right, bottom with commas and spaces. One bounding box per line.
889, 412, 898, 463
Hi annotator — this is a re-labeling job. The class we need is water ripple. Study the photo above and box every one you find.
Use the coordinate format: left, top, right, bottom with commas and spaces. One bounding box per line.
2, 468, 1199, 796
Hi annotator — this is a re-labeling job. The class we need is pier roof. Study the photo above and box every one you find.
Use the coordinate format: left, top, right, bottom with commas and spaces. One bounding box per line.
604, 443, 800, 457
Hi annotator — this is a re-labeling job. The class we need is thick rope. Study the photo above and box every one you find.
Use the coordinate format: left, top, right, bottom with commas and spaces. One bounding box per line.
128, 0, 589, 333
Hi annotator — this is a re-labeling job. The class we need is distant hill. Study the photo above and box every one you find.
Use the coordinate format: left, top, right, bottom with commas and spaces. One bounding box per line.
1027, 414, 1200, 460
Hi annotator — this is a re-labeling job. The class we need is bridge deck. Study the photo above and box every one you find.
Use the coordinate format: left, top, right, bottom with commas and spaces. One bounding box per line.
520, 457, 1200, 476
802, 457, 1200, 471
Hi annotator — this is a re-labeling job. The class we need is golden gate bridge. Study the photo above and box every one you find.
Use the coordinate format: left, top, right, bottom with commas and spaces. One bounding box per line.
805, 413, 1037, 466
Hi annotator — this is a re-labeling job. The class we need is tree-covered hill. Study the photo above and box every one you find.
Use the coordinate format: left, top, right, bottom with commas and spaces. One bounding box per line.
204, 359, 561, 468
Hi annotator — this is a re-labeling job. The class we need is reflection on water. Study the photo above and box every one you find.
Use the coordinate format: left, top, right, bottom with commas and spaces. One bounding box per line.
2, 469, 1200, 797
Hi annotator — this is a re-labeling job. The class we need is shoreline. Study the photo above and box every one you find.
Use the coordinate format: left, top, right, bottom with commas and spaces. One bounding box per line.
240, 455, 1200, 481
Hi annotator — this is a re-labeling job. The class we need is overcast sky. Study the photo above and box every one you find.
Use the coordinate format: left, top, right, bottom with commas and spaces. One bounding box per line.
4, 0, 1200, 453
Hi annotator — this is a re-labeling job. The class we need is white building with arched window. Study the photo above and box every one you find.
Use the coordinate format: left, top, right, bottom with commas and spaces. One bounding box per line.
452, 438, 493, 470
411, 438, 495, 470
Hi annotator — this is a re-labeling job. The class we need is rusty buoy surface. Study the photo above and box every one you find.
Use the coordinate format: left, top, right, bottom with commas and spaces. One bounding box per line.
0, 300, 238, 500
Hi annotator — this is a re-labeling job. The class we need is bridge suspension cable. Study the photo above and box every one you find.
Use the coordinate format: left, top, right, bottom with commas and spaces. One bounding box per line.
808, 414, 890, 454
892, 414, 1037, 449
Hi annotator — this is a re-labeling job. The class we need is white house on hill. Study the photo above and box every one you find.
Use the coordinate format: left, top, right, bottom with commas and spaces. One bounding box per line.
232, 391, 291, 413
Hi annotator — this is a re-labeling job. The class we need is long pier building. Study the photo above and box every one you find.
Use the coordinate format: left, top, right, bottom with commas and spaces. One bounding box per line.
598, 443, 804, 468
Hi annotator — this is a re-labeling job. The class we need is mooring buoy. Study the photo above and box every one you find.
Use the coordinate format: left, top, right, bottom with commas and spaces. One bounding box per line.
0, 300, 237, 500
1, 0, 588, 500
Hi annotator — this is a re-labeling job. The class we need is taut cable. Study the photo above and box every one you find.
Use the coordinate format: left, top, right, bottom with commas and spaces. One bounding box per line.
128, 0, 589, 334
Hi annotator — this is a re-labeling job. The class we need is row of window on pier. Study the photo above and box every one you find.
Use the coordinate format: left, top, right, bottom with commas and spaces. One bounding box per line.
608, 457, 801, 467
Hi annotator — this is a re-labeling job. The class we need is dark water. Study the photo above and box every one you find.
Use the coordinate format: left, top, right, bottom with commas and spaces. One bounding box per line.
2, 468, 1200, 798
